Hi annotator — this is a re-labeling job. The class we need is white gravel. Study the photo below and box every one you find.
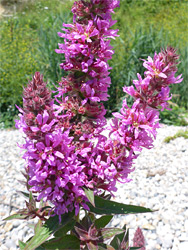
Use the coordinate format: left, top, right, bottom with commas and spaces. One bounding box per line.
0, 124, 188, 250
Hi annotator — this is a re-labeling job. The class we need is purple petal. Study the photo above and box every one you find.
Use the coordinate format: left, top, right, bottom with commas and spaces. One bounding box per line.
30, 126, 40, 132
158, 72, 167, 78
54, 151, 65, 159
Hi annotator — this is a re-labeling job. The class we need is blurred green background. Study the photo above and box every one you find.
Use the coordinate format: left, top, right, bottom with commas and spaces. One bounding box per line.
0, 0, 188, 128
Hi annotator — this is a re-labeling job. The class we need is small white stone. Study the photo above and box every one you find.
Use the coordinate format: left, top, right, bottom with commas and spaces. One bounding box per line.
161, 233, 173, 248
5, 239, 17, 249
1, 245, 9, 250
184, 220, 188, 232
179, 232, 188, 241
147, 239, 157, 250
173, 238, 180, 246
12, 220, 20, 228
179, 241, 188, 250
149, 233, 157, 240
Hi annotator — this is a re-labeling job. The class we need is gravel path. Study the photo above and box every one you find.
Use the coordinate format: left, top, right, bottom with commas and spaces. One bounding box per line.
0, 124, 188, 250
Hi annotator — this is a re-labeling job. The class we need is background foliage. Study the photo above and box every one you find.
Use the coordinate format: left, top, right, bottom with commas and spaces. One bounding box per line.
0, 0, 187, 128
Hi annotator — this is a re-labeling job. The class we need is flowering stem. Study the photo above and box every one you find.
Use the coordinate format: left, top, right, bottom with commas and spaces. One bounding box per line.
74, 211, 80, 223
15, 0, 182, 223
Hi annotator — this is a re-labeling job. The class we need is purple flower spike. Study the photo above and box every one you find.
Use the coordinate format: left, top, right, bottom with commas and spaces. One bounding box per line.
16, 0, 182, 220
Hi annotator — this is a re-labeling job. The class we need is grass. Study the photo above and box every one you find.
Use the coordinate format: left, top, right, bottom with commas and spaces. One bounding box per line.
0, 0, 187, 127
115, 0, 188, 48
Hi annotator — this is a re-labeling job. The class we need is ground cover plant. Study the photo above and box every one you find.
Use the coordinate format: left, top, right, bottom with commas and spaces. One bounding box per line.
4, 0, 183, 249
0, 0, 187, 128
164, 129, 188, 143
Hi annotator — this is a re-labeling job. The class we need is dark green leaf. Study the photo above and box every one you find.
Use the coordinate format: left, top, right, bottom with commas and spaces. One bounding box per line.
88, 196, 153, 215
80, 214, 92, 230
110, 232, 126, 249
23, 211, 74, 250
84, 188, 95, 207
130, 248, 141, 250
98, 243, 108, 250
54, 219, 76, 237
35, 246, 46, 250
95, 215, 113, 229
42, 235, 80, 249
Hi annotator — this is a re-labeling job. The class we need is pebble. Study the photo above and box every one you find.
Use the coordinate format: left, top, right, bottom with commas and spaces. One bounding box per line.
179, 242, 188, 250
0, 124, 188, 249
161, 234, 173, 248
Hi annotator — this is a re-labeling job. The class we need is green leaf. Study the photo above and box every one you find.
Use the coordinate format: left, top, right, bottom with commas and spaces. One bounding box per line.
100, 228, 125, 241
22, 236, 45, 250
19, 240, 26, 250
95, 215, 113, 229
29, 192, 36, 208
54, 219, 76, 237
110, 225, 128, 250
3, 213, 26, 221
34, 220, 43, 234
88, 196, 153, 215
18, 191, 30, 199
98, 246, 107, 250
42, 235, 80, 249
23, 212, 74, 250
83, 188, 95, 207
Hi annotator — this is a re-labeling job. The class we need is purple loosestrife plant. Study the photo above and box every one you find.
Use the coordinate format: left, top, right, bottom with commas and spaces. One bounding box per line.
4, 1, 183, 249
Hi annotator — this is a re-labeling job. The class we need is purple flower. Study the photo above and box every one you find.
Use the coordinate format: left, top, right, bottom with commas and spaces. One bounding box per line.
143, 54, 168, 78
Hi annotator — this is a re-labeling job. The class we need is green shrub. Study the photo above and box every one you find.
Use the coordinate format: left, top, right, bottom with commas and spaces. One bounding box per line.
0, 18, 40, 128
159, 102, 188, 126
37, 11, 72, 88
170, 47, 188, 109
